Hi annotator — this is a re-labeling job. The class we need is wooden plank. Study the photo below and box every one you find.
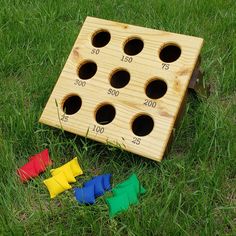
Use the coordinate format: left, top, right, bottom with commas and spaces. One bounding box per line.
39, 16, 204, 161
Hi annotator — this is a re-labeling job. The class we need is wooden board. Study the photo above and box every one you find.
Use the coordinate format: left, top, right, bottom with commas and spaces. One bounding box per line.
39, 16, 204, 161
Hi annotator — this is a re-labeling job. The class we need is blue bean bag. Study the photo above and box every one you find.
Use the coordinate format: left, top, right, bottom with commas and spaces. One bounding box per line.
102, 174, 112, 191
83, 175, 105, 197
74, 185, 95, 205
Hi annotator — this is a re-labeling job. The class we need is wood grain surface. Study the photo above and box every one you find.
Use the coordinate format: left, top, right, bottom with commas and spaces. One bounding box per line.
39, 16, 203, 161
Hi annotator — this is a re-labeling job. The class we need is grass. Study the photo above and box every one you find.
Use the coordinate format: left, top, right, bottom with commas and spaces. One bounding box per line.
0, 0, 235, 235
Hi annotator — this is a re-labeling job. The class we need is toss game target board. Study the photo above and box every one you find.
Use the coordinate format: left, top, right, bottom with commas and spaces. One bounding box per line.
40, 17, 203, 161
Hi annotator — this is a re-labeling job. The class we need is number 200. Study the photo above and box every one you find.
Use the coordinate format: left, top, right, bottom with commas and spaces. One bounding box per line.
144, 99, 156, 108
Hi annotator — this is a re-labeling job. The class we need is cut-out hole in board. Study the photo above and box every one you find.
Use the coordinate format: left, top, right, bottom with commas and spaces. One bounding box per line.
124, 38, 144, 56
95, 104, 116, 125
92, 30, 111, 48
145, 79, 167, 99
159, 44, 181, 63
110, 69, 130, 88
132, 114, 154, 136
78, 61, 97, 80
62, 95, 82, 115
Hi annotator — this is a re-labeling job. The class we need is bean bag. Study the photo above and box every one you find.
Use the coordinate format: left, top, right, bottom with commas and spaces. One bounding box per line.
50, 157, 83, 180
102, 174, 112, 191
17, 161, 38, 182
29, 149, 52, 173
17, 149, 52, 183
83, 176, 105, 197
51, 164, 76, 183
112, 184, 139, 205
69, 157, 83, 177
43, 172, 72, 198
115, 173, 146, 195
74, 185, 95, 205
106, 194, 129, 218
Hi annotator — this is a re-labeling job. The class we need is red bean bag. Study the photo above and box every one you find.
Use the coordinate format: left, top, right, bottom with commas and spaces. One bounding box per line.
17, 149, 52, 183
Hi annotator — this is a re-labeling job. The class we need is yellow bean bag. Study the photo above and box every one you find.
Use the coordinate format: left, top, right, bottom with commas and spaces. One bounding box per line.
51, 163, 76, 183
50, 157, 83, 182
43, 172, 72, 198
68, 157, 83, 177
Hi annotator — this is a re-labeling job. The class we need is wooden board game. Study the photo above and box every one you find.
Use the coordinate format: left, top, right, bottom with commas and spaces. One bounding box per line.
39, 16, 204, 161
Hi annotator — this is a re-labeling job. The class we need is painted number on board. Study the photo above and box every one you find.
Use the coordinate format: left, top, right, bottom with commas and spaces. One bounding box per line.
121, 55, 133, 63
132, 137, 141, 145
61, 114, 69, 122
91, 48, 100, 55
144, 99, 156, 108
92, 125, 104, 134
162, 63, 170, 70
74, 79, 86, 87
107, 88, 119, 97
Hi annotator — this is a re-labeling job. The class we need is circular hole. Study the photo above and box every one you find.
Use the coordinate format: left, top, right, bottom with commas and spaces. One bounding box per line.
132, 114, 154, 137
78, 61, 97, 80
124, 38, 144, 56
62, 95, 82, 115
159, 44, 181, 63
110, 69, 130, 89
145, 79, 167, 99
92, 30, 111, 48
95, 104, 116, 125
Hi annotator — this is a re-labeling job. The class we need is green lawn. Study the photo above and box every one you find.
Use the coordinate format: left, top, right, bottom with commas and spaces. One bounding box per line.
0, 0, 235, 235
